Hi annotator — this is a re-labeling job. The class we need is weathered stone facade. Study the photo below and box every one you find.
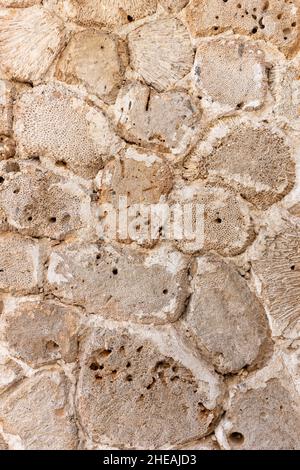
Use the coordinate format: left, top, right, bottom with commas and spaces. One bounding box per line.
0, 0, 299, 450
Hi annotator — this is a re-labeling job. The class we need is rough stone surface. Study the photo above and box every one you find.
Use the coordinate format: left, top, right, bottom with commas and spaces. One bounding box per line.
14, 83, 123, 178
77, 324, 223, 449
0, 0, 299, 451
46, 243, 190, 324
182, 254, 271, 374
193, 38, 267, 117
113, 82, 201, 155
55, 30, 128, 104
184, 0, 300, 57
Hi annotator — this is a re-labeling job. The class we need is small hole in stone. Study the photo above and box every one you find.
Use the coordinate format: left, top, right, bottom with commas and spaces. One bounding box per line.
46, 340, 59, 352
126, 361, 131, 368
163, 289, 168, 295
112, 268, 118, 275
49, 217, 57, 223
136, 346, 143, 353
292, 22, 297, 27
90, 362, 99, 371
127, 14, 134, 22
0, 177, 4, 184
96, 254, 101, 260
252, 27, 258, 34
13, 188, 20, 194
55, 160, 67, 167
126, 374, 133, 382
237, 3, 241, 7
229, 432, 244, 445
216, 218, 222, 224
291, 265, 295, 270
27, 216, 33, 222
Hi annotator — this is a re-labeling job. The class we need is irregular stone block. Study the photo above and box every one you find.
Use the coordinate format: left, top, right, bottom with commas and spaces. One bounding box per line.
65, 0, 158, 28
0, 371, 78, 449
219, 379, 300, 450
252, 222, 300, 334
1, 298, 81, 367
183, 254, 271, 374
193, 39, 267, 116
128, 18, 194, 91
14, 84, 123, 178
113, 82, 201, 155
170, 183, 254, 256
160, 0, 189, 13
0, 136, 15, 160
185, 123, 295, 209
184, 0, 300, 57
46, 243, 190, 324
55, 30, 128, 104
0, 6, 66, 82
77, 325, 223, 448
0, 350, 24, 394
0, 434, 8, 450
0, 160, 91, 240
0, 233, 43, 294
0, 80, 13, 136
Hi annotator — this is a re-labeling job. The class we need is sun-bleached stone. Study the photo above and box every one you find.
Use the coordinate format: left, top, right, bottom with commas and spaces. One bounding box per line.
46, 243, 190, 324
0, 233, 43, 294
0, 371, 78, 450
0, 160, 92, 239
0, 6, 66, 82
182, 254, 271, 374
14, 83, 124, 179
113, 82, 201, 155
77, 324, 223, 449
184, 0, 300, 57
55, 30, 128, 104
128, 18, 194, 92
193, 38, 267, 117
184, 123, 295, 209
0, 298, 81, 367
0, 80, 13, 136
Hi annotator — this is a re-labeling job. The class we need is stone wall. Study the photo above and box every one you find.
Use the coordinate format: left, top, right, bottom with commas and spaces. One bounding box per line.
0, 0, 300, 450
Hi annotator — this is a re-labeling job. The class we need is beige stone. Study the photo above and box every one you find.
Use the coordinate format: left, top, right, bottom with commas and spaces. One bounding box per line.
0, 6, 66, 82
0, 80, 13, 136
220, 379, 300, 450
77, 325, 222, 449
0, 352, 24, 394
185, 124, 295, 209
252, 222, 300, 334
56, 30, 128, 104
0, 1, 40, 6
46, 243, 190, 324
0, 136, 15, 160
0, 434, 8, 450
160, 0, 189, 13
128, 18, 194, 92
113, 82, 201, 155
183, 254, 271, 374
1, 299, 81, 367
14, 83, 123, 178
184, 0, 300, 57
0, 233, 43, 294
171, 183, 254, 256
0, 160, 91, 240
193, 39, 267, 116
66, 0, 158, 28
0, 371, 78, 449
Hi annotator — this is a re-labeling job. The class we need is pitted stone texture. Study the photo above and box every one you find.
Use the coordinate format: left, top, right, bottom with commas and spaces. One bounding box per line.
0, 136, 15, 160
0, 371, 78, 450
46, 243, 190, 324
14, 84, 123, 179
220, 379, 300, 450
0, 1, 40, 6
128, 18, 194, 92
1, 299, 81, 367
160, 0, 189, 13
98, 148, 173, 245
252, 222, 300, 335
0, 234, 42, 294
193, 39, 267, 117
184, 0, 300, 57
0, 6, 66, 82
273, 63, 300, 126
183, 255, 270, 374
170, 183, 254, 256
0, 80, 13, 136
55, 30, 128, 104
65, 0, 158, 28
113, 83, 201, 155
289, 203, 300, 218
77, 325, 222, 449
185, 124, 295, 209
0, 160, 91, 240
